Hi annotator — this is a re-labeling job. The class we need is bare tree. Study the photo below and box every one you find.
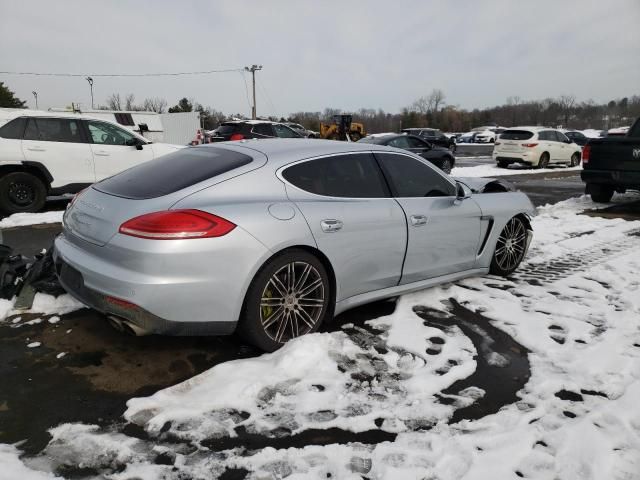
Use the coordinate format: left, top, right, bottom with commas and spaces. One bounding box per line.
106, 93, 122, 111
429, 89, 446, 112
557, 94, 576, 128
411, 96, 431, 115
124, 94, 136, 111
142, 97, 167, 113
506, 96, 522, 125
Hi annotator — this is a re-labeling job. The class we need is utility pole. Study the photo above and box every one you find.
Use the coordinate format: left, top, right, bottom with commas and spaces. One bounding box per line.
32, 91, 38, 110
85, 76, 94, 109
244, 65, 262, 119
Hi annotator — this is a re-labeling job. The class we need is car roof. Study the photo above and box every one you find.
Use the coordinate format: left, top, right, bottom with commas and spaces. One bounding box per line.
196, 138, 408, 167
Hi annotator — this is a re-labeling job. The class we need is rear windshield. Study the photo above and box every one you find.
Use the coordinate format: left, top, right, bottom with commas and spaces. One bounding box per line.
216, 124, 241, 135
500, 130, 534, 140
95, 147, 253, 199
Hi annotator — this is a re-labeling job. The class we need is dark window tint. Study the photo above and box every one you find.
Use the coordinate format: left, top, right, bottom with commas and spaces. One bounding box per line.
407, 136, 428, 148
217, 124, 241, 135
629, 120, 640, 138
273, 124, 300, 138
500, 130, 534, 140
94, 147, 253, 199
0, 118, 26, 139
377, 153, 456, 198
388, 136, 411, 148
283, 153, 388, 198
23, 118, 84, 143
114, 113, 134, 126
252, 123, 273, 137
434, 132, 446, 140
539, 131, 555, 141
556, 131, 570, 143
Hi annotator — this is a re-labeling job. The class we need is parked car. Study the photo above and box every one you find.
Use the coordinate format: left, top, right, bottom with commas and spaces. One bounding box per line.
54, 139, 535, 351
209, 120, 302, 142
359, 133, 456, 173
285, 122, 317, 138
581, 117, 640, 202
562, 130, 589, 146
0, 112, 182, 214
456, 131, 478, 143
401, 128, 456, 152
493, 127, 582, 168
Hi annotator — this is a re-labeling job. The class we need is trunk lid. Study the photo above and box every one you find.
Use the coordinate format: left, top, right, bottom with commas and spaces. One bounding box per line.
585, 138, 640, 172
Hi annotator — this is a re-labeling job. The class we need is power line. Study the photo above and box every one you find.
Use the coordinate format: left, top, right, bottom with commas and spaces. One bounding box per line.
257, 76, 278, 118
0, 68, 244, 77
239, 71, 252, 111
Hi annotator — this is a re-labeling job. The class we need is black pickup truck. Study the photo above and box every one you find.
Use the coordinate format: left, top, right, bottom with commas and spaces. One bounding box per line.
581, 118, 640, 202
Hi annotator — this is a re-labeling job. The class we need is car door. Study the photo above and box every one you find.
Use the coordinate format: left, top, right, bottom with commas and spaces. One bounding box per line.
405, 136, 431, 158
250, 123, 275, 138
22, 117, 95, 188
554, 131, 572, 162
375, 152, 482, 283
84, 120, 154, 181
538, 130, 556, 161
281, 152, 407, 301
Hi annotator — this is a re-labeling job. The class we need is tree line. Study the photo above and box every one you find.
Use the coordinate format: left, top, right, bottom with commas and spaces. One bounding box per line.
2, 82, 638, 133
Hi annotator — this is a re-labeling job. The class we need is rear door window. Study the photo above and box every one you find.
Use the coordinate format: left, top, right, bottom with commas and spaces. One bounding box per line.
23, 118, 85, 143
376, 152, 456, 198
500, 130, 534, 141
283, 153, 389, 198
273, 124, 300, 138
252, 123, 274, 137
217, 124, 241, 135
94, 147, 253, 199
389, 136, 411, 148
0, 118, 26, 139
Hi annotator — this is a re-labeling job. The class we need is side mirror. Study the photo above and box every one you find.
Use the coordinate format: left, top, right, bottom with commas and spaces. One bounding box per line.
126, 138, 144, 150
454, 181, 471, 204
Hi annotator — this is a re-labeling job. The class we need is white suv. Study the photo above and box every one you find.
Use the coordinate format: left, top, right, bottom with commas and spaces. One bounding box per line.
493, 127, 582, 169
0, 112, 182, 214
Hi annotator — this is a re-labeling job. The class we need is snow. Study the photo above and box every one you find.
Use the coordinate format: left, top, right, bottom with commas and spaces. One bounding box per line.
581, 129, 604, 138
0, 444, 62, 480
0, 294, 84, 323
47, 316, 60, 324
5, 194, 640, 479
26, 342, 41, 348
0, 211, 63, 228
452, 163, 582, 178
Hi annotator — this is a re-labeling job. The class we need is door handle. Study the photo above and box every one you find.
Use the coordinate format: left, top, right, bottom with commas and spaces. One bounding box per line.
94, 151, 110, 156
320, 219, 343, 233
410, 215, 428, 226
27, 147, 45, 152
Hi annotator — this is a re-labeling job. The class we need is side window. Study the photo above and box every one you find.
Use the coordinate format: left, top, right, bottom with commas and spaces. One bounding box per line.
389, 136, 411, 148
252, 123, 274, 137
86, 120, 136, 145
283, 153, 389, 198
377, 153, 456, 198
434, 132, 446, 140
273, 124, 300, 138
23, 118, 84, 143
556, 131, 569, 143
406, 136, 427, 148
0, 118, 26, 139
538, 131, 549, 141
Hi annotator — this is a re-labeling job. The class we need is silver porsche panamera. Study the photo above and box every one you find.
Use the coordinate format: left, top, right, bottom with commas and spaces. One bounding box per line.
54, 139, 535, 351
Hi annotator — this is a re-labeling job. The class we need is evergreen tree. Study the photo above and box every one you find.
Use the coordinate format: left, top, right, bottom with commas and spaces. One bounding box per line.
0, 82, 26, 108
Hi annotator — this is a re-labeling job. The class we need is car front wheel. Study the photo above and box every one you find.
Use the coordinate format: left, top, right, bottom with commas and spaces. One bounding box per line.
490, 216, 528, 277
239, 249, 332, 351
0, 171, 47, 215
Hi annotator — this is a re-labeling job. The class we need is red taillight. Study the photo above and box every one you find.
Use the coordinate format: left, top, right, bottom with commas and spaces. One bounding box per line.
522, 143, 538, 148
105, 296, 138, 310
229, 133, 244, 141
119, 210, 236, 240
582, 145, 590, 164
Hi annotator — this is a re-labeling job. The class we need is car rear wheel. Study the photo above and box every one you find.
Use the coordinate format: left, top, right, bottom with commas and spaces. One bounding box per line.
490, 216, 528, 277
440, 158, 453, 174
497, 160, 509, 169
239, 249, 332, 352
0, 171, 47, 215
570, 153, 580, 167
538, 152, 550, 169
587, 184, 614, 203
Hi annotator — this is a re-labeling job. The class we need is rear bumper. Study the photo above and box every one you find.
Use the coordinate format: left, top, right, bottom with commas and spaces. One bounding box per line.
53, 227, 271, 336
494, 155, 534, 166
581, 169, 640, 189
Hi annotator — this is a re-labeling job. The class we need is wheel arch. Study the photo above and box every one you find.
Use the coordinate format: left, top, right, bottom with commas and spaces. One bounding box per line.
0, 162, 52, 188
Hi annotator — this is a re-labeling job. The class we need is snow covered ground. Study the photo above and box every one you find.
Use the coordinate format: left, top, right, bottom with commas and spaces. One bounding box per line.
4, 194, 640, 479
0, 211, 64, 229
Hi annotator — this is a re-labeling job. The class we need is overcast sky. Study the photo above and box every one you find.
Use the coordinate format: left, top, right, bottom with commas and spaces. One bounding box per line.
1, 0, 639, 117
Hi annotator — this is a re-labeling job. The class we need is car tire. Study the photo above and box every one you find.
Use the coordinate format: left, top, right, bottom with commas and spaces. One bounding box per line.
497, 160, 509, 169
588, 184, 614, 203
0, 171, 47, 215
449, 143, 456, 153
349, 132, 362, 142
489, 216, 528, 277
538, 152, 550, 169
238, 249, 332, 352
440, 158, 453, 174
570, 153, 580, 167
